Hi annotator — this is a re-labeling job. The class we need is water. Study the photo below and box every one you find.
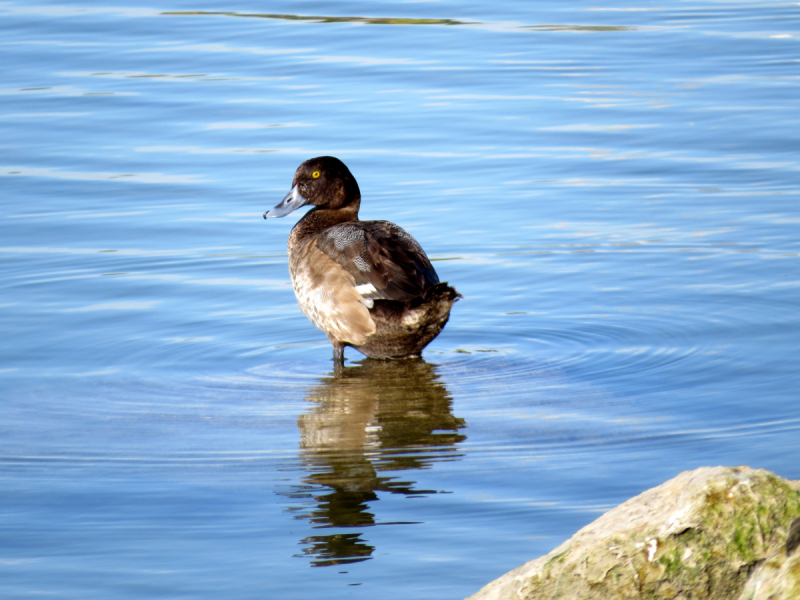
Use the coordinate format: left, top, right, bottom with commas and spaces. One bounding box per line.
1, 1, 799, 598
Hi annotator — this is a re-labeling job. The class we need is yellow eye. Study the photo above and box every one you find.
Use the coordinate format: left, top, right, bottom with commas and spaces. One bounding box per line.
312, 171, 320, 179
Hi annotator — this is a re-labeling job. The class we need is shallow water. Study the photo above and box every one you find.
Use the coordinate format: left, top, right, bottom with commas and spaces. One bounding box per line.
1, 1, 800, 598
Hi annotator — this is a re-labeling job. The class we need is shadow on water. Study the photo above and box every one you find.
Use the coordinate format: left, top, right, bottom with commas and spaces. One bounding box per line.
161, 11, 638, 32
162, 11, 470, 26
281, 359, 466, 567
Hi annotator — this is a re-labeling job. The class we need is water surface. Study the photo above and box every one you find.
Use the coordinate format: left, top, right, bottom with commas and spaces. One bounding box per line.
1, 1, 799, 598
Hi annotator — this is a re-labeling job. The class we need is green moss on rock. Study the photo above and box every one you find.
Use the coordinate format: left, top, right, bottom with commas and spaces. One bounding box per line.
467, 467, 800, 600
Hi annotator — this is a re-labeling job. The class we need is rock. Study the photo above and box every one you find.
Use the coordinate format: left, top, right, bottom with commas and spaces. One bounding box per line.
737, 516, 800, 600
467, 466, 800, 600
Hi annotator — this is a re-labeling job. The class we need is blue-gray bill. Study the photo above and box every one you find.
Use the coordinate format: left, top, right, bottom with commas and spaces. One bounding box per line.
263, 184, 308, 219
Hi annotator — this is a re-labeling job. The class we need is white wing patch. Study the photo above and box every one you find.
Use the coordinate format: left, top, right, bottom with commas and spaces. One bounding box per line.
356, 283, 377, 308
355, 283, 378, 296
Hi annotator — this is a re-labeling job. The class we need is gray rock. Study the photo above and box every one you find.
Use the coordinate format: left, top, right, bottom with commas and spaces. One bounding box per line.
467, 466, 800, 600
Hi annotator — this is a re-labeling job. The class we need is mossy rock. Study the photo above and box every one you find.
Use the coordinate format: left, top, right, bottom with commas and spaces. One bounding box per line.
467, 467, 800, 600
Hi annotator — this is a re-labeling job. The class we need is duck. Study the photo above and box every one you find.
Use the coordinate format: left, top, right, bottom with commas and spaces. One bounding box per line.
264, 156, 461, 362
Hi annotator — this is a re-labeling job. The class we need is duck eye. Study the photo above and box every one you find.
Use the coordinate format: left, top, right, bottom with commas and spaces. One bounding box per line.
312, 171, 320, 179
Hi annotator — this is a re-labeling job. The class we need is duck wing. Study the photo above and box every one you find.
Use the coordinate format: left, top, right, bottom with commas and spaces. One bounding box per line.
316, 220, 439, 303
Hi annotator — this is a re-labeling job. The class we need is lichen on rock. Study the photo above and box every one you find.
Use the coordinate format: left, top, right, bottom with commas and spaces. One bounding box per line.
467, 466, 800, 600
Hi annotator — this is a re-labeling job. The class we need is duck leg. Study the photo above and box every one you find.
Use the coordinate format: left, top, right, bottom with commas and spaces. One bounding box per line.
332, 342, 345, 364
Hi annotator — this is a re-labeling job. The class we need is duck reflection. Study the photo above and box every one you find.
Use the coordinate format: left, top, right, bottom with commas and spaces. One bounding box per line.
287, 358, 466, 567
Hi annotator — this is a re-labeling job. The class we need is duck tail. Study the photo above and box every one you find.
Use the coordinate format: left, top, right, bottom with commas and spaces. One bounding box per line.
407, 282, 462, 309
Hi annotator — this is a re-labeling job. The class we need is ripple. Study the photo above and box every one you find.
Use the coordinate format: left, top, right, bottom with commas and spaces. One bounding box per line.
1, 166, 205, 184
1, 367, 321, 470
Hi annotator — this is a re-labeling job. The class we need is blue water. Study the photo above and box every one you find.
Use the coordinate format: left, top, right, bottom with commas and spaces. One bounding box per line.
1, 1, 799, 598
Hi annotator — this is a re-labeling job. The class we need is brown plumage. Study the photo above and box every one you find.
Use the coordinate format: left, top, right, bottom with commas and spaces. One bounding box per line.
264, 156, 461, 361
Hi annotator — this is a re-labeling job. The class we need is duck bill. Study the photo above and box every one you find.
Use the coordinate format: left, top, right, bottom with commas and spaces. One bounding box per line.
263, 185, 308, 219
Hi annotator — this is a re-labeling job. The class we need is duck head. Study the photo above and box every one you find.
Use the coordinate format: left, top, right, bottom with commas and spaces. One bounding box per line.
264, 156, 361, 219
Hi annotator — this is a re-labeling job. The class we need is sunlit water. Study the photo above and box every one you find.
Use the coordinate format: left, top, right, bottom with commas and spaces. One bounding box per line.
2, 1, 799, 598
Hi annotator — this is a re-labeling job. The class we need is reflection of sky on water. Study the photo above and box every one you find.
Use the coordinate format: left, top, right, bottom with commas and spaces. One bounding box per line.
281, 360, 465, 566
1, 0, 799, 597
